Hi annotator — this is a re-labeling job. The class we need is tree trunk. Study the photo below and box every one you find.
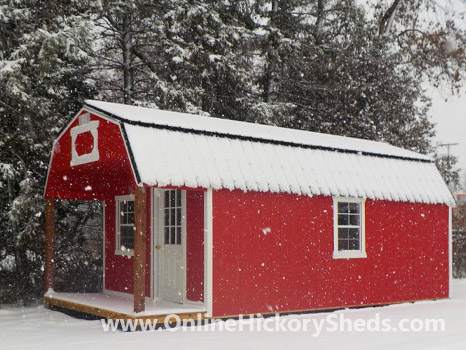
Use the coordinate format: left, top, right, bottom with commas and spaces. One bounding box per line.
122, 12, 133, 105
379, 0, 402, 35
315, 0, 325, 45
264, 0, 279, 103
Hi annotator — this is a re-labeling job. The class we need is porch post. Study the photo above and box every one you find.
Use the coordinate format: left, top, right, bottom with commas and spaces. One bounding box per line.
134, 185, 146, 313
45, 198, 55, 291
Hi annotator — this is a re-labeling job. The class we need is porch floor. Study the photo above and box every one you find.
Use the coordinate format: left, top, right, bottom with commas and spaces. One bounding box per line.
44, 290, 207, 322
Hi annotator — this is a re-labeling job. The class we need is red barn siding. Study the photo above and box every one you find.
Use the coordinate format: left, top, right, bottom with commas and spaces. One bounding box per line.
104, 190, 151, 297
45, 110, 135, 200
104, 198, 132, 294
186, 191, 205, 302
212, 189, 449, 317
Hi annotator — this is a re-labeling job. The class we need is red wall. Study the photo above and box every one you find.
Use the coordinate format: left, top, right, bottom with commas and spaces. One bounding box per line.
212, 189, 449, 317
186, 191, 205, 302
104, 190, 152, 297
45, 110, 135, 200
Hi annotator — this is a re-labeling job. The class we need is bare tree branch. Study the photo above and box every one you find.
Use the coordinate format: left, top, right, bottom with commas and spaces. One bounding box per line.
379, 0, 403, 35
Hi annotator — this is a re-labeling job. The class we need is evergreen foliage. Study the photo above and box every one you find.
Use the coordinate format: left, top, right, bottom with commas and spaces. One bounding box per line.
0, 0, 99, 303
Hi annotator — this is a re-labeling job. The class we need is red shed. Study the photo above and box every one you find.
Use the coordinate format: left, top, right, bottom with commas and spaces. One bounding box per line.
43, 100, 454, 322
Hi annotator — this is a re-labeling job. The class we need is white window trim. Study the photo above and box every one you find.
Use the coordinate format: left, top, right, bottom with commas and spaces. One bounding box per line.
333, 197, 367, 259
70, 115, 100, 166
115, 194, 135, 257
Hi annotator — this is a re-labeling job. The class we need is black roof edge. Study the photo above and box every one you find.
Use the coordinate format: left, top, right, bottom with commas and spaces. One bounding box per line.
84, 102, 433, 164
120, 123, 142, 185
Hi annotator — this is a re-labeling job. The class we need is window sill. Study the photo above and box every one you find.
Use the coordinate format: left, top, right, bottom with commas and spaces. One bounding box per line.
333, 251, 367, 259
115, 250, 134, 257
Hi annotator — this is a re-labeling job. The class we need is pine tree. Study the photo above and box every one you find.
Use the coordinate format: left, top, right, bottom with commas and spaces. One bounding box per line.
89, 0, 255, 119
0, 0, 98, 303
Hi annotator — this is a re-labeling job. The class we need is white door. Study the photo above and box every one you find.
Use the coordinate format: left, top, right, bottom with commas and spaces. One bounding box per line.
156, 189, 185, 303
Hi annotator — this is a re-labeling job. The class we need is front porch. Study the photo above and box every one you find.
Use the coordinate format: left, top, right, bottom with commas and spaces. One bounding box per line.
44, 186, 213, 319
44, 187, 212, 319
44, 290, 207, 323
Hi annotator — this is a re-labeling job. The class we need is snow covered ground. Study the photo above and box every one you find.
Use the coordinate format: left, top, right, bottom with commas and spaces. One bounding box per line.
2, 280, 466, 350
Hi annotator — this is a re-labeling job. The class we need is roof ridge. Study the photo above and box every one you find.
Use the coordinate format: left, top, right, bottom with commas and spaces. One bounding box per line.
84, 101, 432, 163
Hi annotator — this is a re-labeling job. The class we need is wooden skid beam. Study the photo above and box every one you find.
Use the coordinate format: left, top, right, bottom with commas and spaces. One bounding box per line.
45, 198, 55, 291
134, 186, 146, 313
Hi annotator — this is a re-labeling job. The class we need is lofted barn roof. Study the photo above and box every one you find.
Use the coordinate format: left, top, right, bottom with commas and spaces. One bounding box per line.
83, 100, 454, 205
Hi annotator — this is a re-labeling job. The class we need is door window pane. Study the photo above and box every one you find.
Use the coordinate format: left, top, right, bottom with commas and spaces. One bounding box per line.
164, 209, 169, 226
163, 190, 183, 245
171, 208, 176, 225
170, 190, 175, 207
177, 208, 181, 226
165, 191, 169, 207
170, 227, 175, 244
177, 227, 181, 245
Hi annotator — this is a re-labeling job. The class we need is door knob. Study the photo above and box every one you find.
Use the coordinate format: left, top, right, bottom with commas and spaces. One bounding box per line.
156, 245, 161, 250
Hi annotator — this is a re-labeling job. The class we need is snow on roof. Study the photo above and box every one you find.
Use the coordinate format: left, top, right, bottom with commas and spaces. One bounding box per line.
86, 100, 431, 161
84, 100, 454, 205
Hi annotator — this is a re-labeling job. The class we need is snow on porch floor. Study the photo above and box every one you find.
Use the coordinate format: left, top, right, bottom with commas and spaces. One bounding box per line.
44, 290, 206, 317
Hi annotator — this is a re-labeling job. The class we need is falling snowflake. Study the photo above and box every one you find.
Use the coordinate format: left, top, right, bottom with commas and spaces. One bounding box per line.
262, 227, 271, 235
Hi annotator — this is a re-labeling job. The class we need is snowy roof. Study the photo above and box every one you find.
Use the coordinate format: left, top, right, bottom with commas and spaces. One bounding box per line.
84, 100, 454, 205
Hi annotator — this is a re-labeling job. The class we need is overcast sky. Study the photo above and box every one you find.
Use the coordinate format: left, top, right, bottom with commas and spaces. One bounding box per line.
430, 87, 466, 185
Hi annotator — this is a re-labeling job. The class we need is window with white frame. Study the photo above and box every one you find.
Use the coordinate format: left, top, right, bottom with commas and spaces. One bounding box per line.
163, 189, 182, 245
115, 195, 135, 255
333, 198, 366, 259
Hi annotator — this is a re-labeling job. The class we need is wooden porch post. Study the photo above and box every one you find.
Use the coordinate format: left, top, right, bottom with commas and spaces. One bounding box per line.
45, 198, 55, 291
134, 186, 146, 313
